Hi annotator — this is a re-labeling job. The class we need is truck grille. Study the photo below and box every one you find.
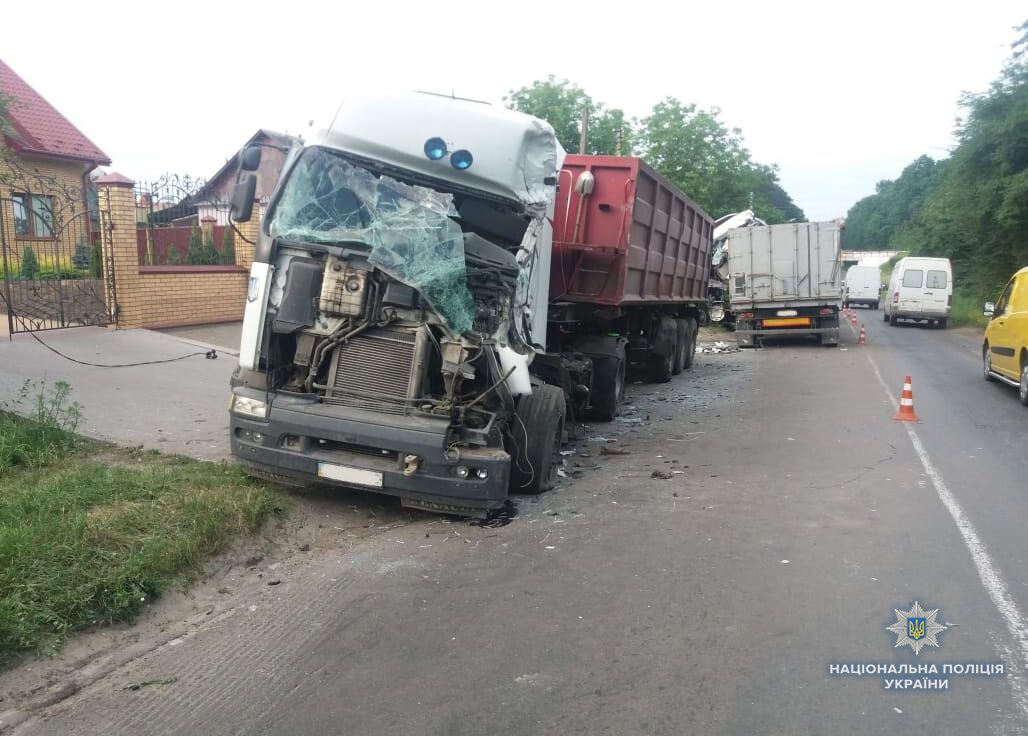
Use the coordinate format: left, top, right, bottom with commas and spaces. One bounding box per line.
323, 327, 424, 415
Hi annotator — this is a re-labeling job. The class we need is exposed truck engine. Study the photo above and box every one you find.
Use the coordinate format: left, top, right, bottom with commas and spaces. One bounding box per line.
230, 93, 569, 515
228, 93, 712, 516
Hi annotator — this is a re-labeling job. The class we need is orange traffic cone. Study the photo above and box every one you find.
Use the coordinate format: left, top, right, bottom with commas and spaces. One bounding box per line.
850, 313, 858, 326
893, 375, 919, 422
858, 324, 866, 345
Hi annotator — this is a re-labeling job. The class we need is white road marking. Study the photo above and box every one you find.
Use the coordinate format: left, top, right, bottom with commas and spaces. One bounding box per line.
864, 349, 1028, 718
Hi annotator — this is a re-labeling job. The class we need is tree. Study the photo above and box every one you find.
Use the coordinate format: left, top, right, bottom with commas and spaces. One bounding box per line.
72, 236, 91, 270
20, 246, 39, 280
166, 245, 182, 265
220, 227, 236, 265
505, 76, 592, 153
506, 79, 805, 219
841, 19, 1028, 299
186, 226, 205, 265
505, 76, 634, 155
637, 98, 798, 221
89, 241, 102, 278
201, 231, 220, 265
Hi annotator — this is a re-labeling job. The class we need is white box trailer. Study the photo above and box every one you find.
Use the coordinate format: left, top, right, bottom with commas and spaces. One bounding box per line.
727, 221, 843, 347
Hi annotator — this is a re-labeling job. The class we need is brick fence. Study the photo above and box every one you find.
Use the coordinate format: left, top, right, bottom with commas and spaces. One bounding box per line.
96, 175, 260, 330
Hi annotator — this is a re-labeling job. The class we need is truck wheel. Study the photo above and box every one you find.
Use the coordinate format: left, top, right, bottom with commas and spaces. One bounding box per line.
682, 318, 697, 369
648, 317, 677, 383
587, 340, 627, 422
937, 318, 948, 330
510, 384, 566, 495
672, 319, 689, 375
889, 313, 898, 326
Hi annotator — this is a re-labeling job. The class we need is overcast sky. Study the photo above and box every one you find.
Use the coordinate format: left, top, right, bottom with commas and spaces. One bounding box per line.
3, 1, 1024, 220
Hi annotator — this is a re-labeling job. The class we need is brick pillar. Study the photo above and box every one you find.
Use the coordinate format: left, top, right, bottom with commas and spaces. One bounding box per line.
95, 174, 141, 329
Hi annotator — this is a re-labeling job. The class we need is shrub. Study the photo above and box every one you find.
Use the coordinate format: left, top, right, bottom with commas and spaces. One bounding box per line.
186, 226, 205, 265
20, 246, 39, 280
89, 242, 102, 278
72, 237, 91, 270
166, 246, 183, 265
201, 231, 220, 265
221, 228, 236, 265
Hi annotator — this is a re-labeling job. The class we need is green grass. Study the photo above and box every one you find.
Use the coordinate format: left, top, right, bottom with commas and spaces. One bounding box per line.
949, 289, 990, 329
0, 382, 280, 661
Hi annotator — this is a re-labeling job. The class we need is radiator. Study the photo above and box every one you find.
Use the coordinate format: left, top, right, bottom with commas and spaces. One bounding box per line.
323, 327, 426, 415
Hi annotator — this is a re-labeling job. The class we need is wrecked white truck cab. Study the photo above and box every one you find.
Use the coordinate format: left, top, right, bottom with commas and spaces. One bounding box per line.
229, 93, 567, 515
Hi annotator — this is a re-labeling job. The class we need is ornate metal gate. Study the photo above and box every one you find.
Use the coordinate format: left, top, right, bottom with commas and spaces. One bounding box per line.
0, 186, 117, 334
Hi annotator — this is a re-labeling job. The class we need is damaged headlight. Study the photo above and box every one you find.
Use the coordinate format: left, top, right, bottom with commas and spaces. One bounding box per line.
231, 394, 268, 419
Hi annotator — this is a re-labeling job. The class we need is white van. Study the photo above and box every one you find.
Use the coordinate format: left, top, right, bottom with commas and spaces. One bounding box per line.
843, 265, 882, 309
883, 256, 953, 328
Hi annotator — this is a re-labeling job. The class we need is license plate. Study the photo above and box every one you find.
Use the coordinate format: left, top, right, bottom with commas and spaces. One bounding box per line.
317, 462, 384, 488
763, 317, 811, 327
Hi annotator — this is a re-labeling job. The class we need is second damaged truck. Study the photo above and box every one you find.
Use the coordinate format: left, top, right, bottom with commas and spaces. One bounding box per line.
229, 92, 711, 515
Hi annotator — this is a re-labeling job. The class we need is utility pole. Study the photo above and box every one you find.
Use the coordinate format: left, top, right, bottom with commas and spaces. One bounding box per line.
578, 106, 589, 155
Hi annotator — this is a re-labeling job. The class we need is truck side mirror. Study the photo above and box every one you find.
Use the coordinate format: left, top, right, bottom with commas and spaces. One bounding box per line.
240, 145, 262, 172
983, 302, 995, 318
230, 173, 257, 223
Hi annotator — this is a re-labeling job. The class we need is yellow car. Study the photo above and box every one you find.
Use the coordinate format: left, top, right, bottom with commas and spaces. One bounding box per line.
983, 266, 1028, 404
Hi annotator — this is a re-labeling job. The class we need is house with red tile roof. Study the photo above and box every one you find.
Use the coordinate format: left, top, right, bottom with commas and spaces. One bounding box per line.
0, 59, 112, 327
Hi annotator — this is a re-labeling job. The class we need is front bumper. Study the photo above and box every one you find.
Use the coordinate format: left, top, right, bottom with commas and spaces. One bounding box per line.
230, 392, 511, 512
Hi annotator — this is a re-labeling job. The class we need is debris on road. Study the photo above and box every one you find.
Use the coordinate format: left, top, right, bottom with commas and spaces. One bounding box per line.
651, 471, 673, 479
123, 678, 179, 691
700, 341, 739, 354
600, 446, 631, 456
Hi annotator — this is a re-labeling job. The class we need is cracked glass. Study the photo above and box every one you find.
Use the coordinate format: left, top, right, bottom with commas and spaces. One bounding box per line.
269, 148, 474, 335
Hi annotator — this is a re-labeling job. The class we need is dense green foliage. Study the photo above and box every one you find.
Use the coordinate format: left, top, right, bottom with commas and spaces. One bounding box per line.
843, 20, 1028, 302
506, 78, 804, 223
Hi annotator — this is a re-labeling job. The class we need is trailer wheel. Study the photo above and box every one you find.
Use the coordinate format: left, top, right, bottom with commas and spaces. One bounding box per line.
587, 339, 627, 422
647, 316, 677, 383
682, 318, 697, 370
510, 384, 566, 495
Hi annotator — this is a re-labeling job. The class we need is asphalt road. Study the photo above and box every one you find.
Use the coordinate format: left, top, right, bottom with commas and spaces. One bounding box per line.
15, 317, 1028, 735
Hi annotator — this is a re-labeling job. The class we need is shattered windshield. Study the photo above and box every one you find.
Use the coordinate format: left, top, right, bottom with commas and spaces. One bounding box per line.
269, 148, 474, 335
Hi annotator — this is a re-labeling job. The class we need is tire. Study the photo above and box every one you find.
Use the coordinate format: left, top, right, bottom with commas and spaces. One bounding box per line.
682, 318, 697, 370
889, 313, 898, 326
1020, 361, 1028, 407
983, 345, 995, 382
647, 316, 677, 383
672, 318, 689, 375
510, 384, 566, 495
586, 339, 627, 422
883, 309, 889, 323
937, 318, 948, 330
874, 301, 880, 310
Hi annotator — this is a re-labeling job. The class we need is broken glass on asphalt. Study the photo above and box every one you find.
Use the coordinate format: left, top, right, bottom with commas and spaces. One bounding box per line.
269, 148, 475, 335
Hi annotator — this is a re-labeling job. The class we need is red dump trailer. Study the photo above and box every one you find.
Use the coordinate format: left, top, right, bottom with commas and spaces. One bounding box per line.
545, 155, 713, 420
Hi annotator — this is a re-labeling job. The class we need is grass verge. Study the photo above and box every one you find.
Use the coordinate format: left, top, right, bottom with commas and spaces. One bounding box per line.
950, 289, 990, 329
0, 383, 280, 662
